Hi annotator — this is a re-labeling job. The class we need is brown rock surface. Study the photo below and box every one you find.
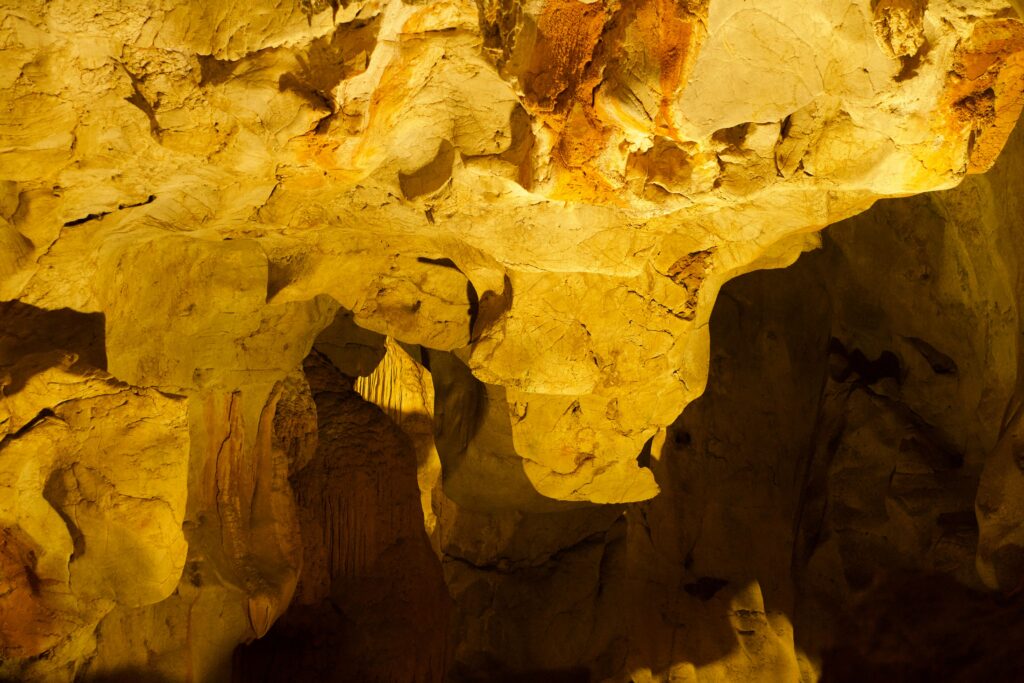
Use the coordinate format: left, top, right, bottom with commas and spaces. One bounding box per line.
1, 0, 1024, 680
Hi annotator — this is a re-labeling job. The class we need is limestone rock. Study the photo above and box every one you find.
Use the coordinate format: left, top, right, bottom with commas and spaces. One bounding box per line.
0, 305, 189, 679
3, 0, 1023, 510
1, 0, 1024, 680
233, 352, 452, 682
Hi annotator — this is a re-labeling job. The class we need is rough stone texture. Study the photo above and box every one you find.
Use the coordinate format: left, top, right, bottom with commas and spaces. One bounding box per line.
231, 353, 452, 682
0, 304, 190, 679
2, 0, 1024, 680
4, 0, 1024, 509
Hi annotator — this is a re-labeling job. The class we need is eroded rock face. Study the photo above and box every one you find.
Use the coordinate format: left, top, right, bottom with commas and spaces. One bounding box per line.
0, 304, 189, 678
232, 354, 452, 682
2, 0, 1024, 680
3, 0, 1024, 508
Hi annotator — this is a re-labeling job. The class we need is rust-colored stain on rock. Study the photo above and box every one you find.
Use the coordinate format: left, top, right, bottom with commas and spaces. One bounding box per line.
946, 19, 1024, 173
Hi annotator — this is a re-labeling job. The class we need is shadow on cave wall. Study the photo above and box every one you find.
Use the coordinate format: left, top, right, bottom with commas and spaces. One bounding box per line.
432, 186, 1024, 682
618, 243, 835, 680
234, 120, 1024, 682
75, 670, 175, 683
452, 668, 591, 683
820, 571, 1024, 683
235, 226, 1021, 682
0, 300, 107, 393
678, 223, 1018, 682
231, 351, 452, 683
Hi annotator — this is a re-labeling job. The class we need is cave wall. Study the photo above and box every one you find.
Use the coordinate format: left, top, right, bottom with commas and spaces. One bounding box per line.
2, 0, 1024, 681
426, 115, 1024, 683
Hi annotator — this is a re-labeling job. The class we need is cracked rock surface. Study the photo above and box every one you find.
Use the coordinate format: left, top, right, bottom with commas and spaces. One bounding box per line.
2, 0, 1024, 680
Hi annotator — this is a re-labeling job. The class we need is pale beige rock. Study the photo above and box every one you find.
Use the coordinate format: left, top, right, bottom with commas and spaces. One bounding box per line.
355, 338, 447, 545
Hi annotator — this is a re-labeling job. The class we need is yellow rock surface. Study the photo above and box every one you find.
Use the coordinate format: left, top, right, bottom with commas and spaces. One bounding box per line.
2, 0, 1024, 679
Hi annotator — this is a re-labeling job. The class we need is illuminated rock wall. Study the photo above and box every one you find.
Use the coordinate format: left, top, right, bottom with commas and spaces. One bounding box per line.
1, 0, 1024, 680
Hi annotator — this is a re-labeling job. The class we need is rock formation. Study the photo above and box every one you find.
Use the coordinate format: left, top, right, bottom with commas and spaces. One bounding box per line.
1, 0, 1024, 680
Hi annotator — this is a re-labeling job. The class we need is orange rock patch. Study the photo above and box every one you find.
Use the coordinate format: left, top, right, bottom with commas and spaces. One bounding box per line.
523, 0, 610, 119
0, 527, 67, 659
533, 0, 710, 202
637, 0, 708, 138
944, 19, 1024, 174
